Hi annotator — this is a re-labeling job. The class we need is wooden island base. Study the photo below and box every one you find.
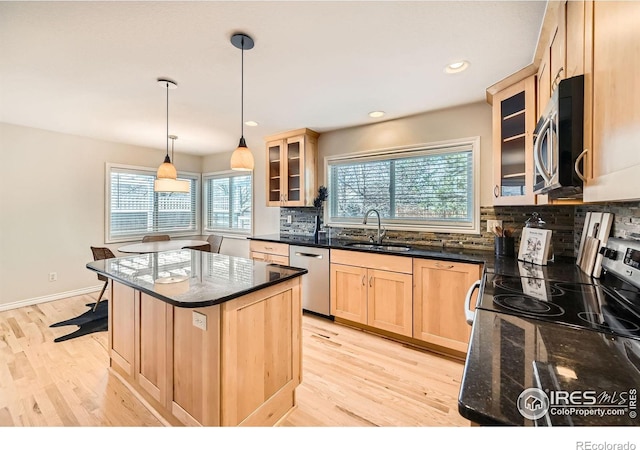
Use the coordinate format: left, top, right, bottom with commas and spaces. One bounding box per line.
108, 277, 302, 427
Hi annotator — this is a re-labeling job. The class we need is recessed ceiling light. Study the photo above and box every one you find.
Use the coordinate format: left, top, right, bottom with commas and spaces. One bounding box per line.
368, 111, 385, 118
445, 60, 470, 74
245, 120, 259, 127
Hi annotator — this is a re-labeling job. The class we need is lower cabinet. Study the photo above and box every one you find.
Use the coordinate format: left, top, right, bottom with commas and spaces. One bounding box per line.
329, 250, 483, 355
330, 250, 413, 337
108, 278, 301, 427
413, 259, 482, 353
249, 240, 290, 265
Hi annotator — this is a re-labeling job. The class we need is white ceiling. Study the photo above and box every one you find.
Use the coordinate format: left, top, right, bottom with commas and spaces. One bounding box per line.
0, 1, 547, 156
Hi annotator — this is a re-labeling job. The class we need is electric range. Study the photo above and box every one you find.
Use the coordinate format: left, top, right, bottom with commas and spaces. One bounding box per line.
476, 237, 640, 340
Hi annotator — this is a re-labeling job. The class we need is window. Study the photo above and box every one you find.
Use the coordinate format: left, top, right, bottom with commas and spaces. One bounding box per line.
203, 171, 252, 235
106, 164, 200, 242
326, 137, 480, 233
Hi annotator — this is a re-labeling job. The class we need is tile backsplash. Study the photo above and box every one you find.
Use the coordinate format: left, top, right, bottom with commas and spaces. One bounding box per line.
280, 201, 640, 258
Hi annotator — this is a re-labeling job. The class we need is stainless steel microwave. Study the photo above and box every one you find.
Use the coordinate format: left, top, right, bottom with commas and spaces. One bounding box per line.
533, 75, 586, 197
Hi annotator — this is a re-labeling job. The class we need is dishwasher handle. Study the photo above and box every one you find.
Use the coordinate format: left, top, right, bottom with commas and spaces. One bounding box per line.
464, 280, 482, 326
294, 252, 323, 259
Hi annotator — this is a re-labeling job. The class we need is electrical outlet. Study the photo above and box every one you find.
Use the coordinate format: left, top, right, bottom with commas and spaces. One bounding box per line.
487, 220, 503, 234
49, 272, 57, 282
192, 311, 207, 331
287, 215, 292, 224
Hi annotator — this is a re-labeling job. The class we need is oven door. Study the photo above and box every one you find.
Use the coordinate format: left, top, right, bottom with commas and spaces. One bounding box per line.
533, 107, 559, 194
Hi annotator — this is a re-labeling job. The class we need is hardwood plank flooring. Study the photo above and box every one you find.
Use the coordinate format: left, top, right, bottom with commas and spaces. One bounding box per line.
0, 294, 469, 427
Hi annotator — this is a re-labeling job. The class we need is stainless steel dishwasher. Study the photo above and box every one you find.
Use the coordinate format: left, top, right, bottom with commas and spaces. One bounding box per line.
289, 245, 331, 318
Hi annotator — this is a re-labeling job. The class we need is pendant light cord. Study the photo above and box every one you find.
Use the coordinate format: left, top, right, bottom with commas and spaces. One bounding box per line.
166, 81, 170, 160
240, 37, 244, 138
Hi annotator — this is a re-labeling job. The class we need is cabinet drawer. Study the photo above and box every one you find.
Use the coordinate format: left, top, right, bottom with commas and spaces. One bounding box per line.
251, 251, 289, 266
414, 259, 481, 273
249, 240, 289, 257
330, 249, 412, 274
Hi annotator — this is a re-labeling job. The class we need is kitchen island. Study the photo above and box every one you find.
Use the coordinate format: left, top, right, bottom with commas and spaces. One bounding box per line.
86, 249, 307, 426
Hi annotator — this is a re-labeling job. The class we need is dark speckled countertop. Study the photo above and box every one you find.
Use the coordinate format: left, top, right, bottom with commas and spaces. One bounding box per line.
86, 249, 307, 308
253, 233, 640, 426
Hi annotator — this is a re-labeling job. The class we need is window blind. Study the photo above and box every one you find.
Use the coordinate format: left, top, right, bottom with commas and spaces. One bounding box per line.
327, 141, 477, 231
203, 171, 252, 234
107, 166, 199, 242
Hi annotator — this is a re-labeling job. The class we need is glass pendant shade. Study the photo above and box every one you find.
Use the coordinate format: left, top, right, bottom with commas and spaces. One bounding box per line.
154, 178, 190, 193
230, 136, 255, 171
156, 155, 178, 179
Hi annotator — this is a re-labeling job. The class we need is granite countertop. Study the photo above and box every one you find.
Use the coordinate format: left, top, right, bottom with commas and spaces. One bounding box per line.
250, 233, 582, 276
86, 249, 307, 308
251, 233, 496, 265
459, 308, 640, 426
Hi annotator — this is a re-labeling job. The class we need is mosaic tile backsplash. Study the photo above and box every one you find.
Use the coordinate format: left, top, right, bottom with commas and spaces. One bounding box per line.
280, 202, 640, 258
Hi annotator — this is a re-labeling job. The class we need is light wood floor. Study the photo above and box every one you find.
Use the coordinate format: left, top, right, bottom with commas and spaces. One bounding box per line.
0, 293, 469, 427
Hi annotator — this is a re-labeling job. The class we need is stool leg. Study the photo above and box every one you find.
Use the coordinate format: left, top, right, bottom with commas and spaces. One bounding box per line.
93, 281, 108, 312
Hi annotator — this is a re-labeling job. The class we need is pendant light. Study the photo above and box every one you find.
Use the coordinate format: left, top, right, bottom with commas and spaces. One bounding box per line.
230, 33, 255, 171
154, 78, 189, 193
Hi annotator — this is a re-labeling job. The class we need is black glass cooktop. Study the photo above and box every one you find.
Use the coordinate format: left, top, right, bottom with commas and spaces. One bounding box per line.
478, 270, 640, 339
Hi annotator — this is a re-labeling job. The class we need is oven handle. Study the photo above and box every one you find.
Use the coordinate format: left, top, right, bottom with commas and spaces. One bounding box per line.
533, 116, 552, 184
464, 280, 482, 325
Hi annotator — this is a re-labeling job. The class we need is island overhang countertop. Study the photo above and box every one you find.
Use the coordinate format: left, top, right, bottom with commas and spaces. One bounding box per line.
86, 249, 308, 308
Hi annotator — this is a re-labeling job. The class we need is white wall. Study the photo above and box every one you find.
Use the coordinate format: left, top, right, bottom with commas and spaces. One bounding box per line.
318, 101, 494, 206
0, 122, 203, 309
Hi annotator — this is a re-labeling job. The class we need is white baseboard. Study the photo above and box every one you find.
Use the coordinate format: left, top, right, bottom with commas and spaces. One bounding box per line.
0, 285, 103, 312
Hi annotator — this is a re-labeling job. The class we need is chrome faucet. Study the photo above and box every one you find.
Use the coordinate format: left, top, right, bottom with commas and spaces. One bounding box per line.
363, 209, 386, 245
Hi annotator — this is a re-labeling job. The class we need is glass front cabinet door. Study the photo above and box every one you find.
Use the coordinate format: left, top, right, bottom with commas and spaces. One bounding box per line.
266, 128, 319, 207
492, 75, 537, 206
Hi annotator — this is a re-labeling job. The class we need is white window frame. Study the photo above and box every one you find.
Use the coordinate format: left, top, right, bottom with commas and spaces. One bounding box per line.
324, 137, 481, 234
202, 170, 254, 237
105, 163, 201, 244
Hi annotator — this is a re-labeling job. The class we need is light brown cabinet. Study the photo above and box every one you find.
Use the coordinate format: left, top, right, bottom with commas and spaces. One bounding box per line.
583, 0, 640, 202
491, 75, 537, 205
413, 259, 482, 354
249, 240, 290, 265
266, 128, 319, 207
108, 278, 302, 427
330, 250, 413, 337
109, 280, 136, 376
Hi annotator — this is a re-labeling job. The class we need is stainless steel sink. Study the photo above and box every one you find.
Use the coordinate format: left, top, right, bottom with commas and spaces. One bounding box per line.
346, 243, 411, 252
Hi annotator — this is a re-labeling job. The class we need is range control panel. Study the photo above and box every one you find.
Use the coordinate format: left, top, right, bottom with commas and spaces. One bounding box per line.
601, 237, 640, 289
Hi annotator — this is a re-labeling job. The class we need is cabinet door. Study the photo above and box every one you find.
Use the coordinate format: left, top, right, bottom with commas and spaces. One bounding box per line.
367, 269, 413, 337
282, 135, 305, 206
492, 75, 537, 205
330, 263, 367, 324
109, 281, 136, 376
136, 292, 171, 406
537, 46, 551, 116
565, 0, 585, 78
413, 259, 482, 353
172, 305, 221, 426
266, 140, 284, 206
549, 4, 566, 92
583, 0, 640, 202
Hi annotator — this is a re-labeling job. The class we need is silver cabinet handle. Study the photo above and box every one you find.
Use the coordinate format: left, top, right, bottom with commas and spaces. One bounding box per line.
574, 148, 588, 182
435, 262, 454, 269
362, 275, 366, 286
369, 276, 373, 288
294, 252, 323, 259
464, 280, 482, 326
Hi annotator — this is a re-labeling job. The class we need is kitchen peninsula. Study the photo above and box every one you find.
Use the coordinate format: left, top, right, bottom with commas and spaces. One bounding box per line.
86, 249, 307, 427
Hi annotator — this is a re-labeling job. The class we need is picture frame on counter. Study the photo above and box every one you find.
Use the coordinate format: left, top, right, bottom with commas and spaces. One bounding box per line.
518, 228, 552, 266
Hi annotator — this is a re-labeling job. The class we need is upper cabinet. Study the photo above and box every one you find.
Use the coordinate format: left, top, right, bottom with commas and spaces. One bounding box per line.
537, 1, 585, 118
583, 0, 640, 202
491, 75, 537, 206
265, 128, 319, 207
